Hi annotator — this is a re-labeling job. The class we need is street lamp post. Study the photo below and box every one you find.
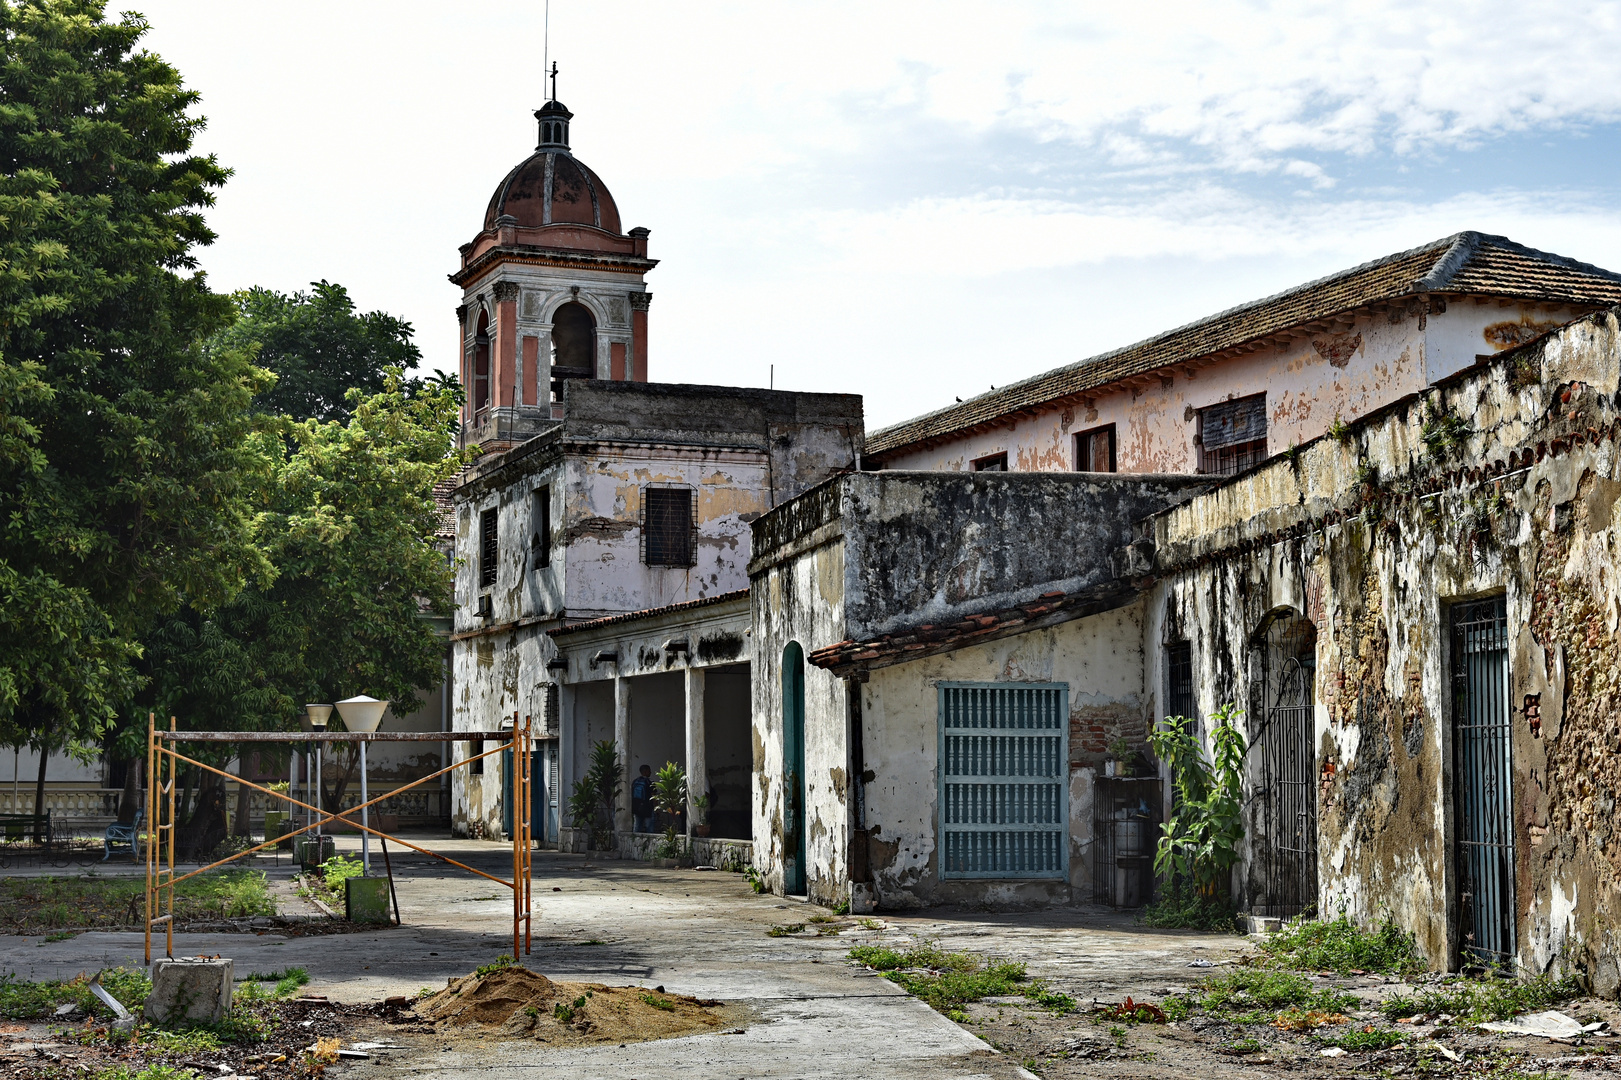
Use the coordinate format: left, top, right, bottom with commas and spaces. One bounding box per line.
335, 696, 388, 875
305, 705, 331, 846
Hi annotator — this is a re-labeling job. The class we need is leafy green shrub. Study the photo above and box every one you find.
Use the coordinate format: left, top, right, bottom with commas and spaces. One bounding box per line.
1259, 913, 1423, 976
1150, 704, 1246, 897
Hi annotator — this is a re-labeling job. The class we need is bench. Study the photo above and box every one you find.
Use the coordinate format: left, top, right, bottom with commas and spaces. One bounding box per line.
104, 810, 143, 861
0, 811, 51, 847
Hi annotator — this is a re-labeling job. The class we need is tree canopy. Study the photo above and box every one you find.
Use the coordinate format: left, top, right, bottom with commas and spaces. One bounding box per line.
209, 282, 424, 423
0, 0, 273, 759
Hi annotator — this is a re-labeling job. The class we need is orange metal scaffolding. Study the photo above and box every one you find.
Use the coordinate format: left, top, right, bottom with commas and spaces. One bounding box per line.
143, 712, 533, 964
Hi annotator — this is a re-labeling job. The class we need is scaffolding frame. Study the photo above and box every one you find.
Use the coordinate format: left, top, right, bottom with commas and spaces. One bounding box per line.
143, 712, 533, 965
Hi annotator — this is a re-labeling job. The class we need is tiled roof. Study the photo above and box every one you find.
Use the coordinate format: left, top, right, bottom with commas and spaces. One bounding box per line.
548, 589, 750, 637
866, 232, 1621, 460
807, 583, 1138, 677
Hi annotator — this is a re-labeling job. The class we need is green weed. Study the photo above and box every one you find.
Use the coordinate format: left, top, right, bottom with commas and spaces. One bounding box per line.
1381, 973, 1580, 1023
640, 993, 675, 1011
474, 954, 517, 978
1024, 984, 1076, 1013
43, 930, 78, 943
1200, 969, 1357, 1014
1162, 995, 1192, 1023
1140, 889, 1239, 931
745, 867, 767, 894
831, 898, 851, 916
1324, 1025, 1406, 1052
767, 923, 806, 937
0, 872, 277, 932
0, 968, 151, 1020
857, 917, 883, 931
1259, 913, 1424, 976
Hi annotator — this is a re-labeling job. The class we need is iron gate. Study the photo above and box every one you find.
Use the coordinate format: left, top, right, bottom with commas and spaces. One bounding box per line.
1257, 613, 1318, 916
1452, 596, 1516, 966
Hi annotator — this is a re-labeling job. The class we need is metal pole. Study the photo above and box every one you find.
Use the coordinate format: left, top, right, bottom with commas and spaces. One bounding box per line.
360, 741, 370, 876
166, 716, 175, 960
144, 713, 154, 965
314, 740, 322, 842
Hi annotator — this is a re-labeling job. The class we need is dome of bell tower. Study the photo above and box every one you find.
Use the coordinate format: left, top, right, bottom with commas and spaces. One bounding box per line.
481, 99, 622, 235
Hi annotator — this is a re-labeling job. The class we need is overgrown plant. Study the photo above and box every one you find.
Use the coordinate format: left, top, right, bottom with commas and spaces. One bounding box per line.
1420, 400, 1471, 459
568, 741, 622, 851
1149, 704, 1246, 897
652, 761, 689, 859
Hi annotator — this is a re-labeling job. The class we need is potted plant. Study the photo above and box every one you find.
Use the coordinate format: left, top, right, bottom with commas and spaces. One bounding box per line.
692, 794, 712, 838
567, 740, 621, 852
1107, 737, 1134, 777
651, 762, 688, 867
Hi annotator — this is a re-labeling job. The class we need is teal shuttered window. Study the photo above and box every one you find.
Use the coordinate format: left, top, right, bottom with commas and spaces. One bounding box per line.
938, 683, 1069, 880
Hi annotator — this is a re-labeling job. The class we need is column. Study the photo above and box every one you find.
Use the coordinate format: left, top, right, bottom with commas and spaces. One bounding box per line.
629, 292, 651, 382
521, 335, 540, 405
557, 683, 575, 836
493, 281, 520, 407
684, 667, 706, 836
613, 676, 631, 835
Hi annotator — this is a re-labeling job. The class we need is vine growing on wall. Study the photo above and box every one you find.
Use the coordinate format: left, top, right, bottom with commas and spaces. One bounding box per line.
1149, 703, 1247, 897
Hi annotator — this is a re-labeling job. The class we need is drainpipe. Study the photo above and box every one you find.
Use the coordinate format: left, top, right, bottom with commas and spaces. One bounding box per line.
440, 652, 450, 823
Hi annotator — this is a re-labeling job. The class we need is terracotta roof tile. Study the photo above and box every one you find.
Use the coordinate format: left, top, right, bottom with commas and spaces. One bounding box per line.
866, 233, 1621, 460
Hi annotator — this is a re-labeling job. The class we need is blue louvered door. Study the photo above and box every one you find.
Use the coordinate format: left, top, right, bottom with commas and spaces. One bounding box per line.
939, 683, 1069, 879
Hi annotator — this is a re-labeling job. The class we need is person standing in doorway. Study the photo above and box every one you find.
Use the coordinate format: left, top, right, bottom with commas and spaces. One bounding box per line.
632, 764, 654, 833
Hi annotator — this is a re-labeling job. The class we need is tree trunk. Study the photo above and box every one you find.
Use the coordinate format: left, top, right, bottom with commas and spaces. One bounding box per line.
116, 758, 140, 824
178, 771, 227, 860
233, 754, 252, 837
32, 746, 48, 839
322, 745, 358, 821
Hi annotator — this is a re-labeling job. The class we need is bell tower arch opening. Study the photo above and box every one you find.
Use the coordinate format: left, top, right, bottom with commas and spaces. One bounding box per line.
473, 308, 491, 415
550, 302, 596, 397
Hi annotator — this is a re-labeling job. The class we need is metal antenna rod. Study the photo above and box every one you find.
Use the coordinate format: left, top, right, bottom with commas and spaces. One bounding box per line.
543, 0, 550, 99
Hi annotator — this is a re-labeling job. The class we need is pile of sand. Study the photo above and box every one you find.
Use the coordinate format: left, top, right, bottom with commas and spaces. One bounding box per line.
415, 966, 745, 1046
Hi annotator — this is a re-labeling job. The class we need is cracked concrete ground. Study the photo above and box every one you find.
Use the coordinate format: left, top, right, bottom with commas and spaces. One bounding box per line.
0, 837, 1257, 1079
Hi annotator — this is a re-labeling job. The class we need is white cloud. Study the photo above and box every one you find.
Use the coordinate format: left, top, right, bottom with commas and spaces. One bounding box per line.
126, 0, 1621, 428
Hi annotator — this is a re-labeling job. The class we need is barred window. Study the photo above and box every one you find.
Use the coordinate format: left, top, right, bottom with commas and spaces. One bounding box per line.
939, 683, 1069, 880
531, 486, 551, 570
479, 508, 498, 587
1165, 642, 1195, 723
642, 485, 696, 567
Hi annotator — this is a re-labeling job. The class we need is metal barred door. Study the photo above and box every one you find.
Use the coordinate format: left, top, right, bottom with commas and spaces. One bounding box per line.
1259, 614, 1318, 916
939, 683, 1068, 879
1452, 597, 1516, 966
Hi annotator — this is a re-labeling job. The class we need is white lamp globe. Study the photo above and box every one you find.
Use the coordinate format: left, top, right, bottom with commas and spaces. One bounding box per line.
335, 695, 388, 733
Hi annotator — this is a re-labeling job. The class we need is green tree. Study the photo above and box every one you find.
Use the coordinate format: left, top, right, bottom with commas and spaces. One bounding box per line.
208, 282, 424, 423
136, 373, 467, 849
0, 1, 273, 805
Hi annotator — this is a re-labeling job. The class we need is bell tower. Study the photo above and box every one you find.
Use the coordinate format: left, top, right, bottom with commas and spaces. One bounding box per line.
451, 88, 657, 450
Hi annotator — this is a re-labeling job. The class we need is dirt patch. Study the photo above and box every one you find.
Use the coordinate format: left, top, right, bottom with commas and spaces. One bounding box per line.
416, 965, 746, 1046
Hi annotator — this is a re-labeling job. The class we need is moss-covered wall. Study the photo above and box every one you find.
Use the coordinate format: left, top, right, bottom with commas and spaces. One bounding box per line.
1149, 307, 1621, 990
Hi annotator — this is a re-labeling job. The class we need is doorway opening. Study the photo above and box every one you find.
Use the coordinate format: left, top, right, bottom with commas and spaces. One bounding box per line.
782, 643, 807, 895
1451, 595, 1515, 966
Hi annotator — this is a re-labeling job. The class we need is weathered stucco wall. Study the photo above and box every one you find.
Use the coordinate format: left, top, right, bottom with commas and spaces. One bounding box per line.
879, 301, 1584, 476
1147, 305, 1621, 990
836, 472, 1210, 639
855, 602, 1148, 908
749, 515, 851, 906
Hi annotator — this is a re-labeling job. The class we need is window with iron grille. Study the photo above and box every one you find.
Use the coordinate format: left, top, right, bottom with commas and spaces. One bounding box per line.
531, 486, 551, 570
641, 485, 696, 567
938, 682, 1069, 880
479, 508, 498, 587
543, 683, 560, 736
1197, 394, 1267, 476
1075, 425, 1116, 472
1165, 642, 1195, 723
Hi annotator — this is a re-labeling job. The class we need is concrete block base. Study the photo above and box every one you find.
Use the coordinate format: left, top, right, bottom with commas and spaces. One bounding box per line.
1241, 914, 1284, 936
345, 876, 391, 923
147, 957, 233, 1024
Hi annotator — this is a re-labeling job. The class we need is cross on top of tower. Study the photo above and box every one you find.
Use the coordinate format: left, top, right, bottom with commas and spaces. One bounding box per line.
549, 61, 558, 101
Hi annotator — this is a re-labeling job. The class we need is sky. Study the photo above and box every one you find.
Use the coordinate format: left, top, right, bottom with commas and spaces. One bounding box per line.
133, 1, 1621, 429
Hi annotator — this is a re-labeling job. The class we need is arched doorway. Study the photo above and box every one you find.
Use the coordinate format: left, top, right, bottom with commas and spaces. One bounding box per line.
781, 642, 807, 895
1255, 610, 1318, 916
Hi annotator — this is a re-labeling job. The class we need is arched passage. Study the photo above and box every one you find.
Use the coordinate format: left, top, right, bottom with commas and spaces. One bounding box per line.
781, 642, 807, 895
551, 302, 596, 373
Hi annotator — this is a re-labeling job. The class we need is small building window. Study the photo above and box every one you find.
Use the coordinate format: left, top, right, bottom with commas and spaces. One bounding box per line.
1075, 425, 1116, 472
531, 486, 551, 570
971, 452, 1008, 472
467, 739, 484, 775
479, 507, 498, 588
642, 485, 696, 567
1165, 642, 1195, 723
1197, 394, 1267, 476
